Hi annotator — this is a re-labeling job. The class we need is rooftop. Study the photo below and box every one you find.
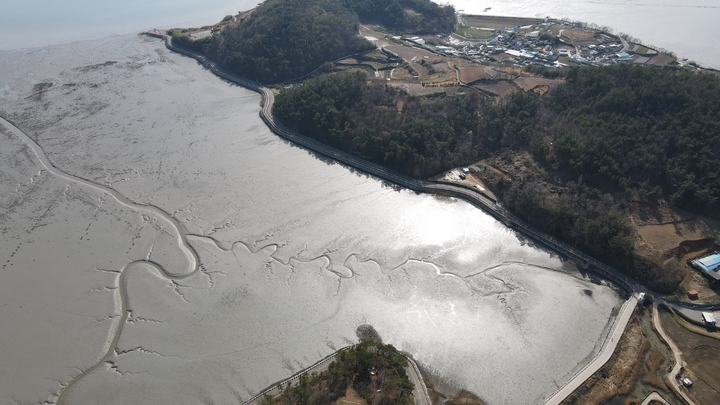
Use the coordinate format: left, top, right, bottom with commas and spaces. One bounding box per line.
695, 253, 720, 272
703, 312, 717, 324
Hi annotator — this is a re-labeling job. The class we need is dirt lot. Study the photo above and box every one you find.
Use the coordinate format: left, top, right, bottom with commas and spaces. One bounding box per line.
473, 80, 518, 98
560, 28, 595, 41
629, 203, 719, 254
390, 66, 419, 81
384, 45, 436, 62
559, 28, 601, 46
458, 66, 491, 83
430, 61, 451, 73
648, 54, 676, 66
490, 52, 515, 64
386, 82, 460, 97
513, 76, 565, 92
659, 309, 720, 404
685, 346, 720, 392
629, 202, 720, 300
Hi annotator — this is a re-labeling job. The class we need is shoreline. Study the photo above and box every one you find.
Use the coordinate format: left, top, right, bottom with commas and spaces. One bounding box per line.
147, 30, 648, 404
241, 346, 431, 405
146, 30, 642, 298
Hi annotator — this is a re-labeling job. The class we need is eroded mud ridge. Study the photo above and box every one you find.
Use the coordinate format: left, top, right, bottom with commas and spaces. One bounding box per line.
0, 34, 622, 405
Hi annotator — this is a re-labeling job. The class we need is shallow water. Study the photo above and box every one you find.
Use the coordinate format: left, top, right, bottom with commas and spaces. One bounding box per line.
0, 35, 624, 405
0, 0, 261, 51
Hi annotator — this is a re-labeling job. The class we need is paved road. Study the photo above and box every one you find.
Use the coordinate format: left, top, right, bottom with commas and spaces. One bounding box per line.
150, 29, 642, 297
543, 295, 639, 405
406, 357, 432, 405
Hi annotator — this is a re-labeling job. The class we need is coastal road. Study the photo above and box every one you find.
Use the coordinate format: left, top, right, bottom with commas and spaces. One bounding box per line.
652, 303, 697, 405
149, 31, 650, 405
153, 30, 643, 298
542, 296, 638, 405
406, 357, 432, 405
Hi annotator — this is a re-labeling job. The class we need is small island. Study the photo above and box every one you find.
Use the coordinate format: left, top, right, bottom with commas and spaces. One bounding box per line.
255, 340, 418, 405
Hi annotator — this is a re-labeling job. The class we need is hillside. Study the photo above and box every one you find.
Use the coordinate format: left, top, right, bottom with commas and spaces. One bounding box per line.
170, 0, 456, 83
261, 341, 415, 405
343, 0, 456, 33
273, 65, 720, 293
165, 0, 719, 293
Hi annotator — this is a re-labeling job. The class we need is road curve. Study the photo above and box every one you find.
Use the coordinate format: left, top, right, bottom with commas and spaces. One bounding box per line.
147, 30, 650, 405
640, 391, 671, 405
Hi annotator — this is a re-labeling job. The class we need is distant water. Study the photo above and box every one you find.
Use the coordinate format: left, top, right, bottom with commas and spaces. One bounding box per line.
0, 0, 260, 50
445, 0, 720, 69
2, 0, 717, 68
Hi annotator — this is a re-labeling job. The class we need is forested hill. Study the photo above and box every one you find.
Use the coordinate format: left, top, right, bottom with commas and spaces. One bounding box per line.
551, 66, 720, 215
343, 0, 456, 33
273, 65, 720, 293
171, 0, 456, 83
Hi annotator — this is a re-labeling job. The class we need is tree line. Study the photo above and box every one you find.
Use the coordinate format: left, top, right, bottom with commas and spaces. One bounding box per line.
261, 340, 414, 405
274, 66, 720, 292
342, 0, 456, 33
170, 0, 456, 83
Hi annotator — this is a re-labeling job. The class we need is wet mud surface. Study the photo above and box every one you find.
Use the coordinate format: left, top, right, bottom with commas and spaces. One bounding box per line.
0, 35, 622, 405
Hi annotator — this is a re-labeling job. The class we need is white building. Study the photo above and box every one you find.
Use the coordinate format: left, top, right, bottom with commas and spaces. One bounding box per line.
702, 312, 716, 327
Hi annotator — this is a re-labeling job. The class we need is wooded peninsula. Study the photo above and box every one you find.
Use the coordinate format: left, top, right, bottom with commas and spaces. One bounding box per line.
169, 0, 720, 295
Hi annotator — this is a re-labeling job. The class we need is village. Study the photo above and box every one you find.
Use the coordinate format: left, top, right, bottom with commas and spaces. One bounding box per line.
432, 15, 675, 68
340, 14, 681, 99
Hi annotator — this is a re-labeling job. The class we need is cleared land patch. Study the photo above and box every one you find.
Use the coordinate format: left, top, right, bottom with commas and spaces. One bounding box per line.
659, 309, 720, 405
513, 76, 564, 92
461, 15, 542, 29
473, 80, 518, 98
458, 66, 491, 83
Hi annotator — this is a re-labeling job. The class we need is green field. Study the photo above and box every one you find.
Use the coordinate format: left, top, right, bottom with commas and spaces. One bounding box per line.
456, 26, 495, 39
635, 45, 656, 55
